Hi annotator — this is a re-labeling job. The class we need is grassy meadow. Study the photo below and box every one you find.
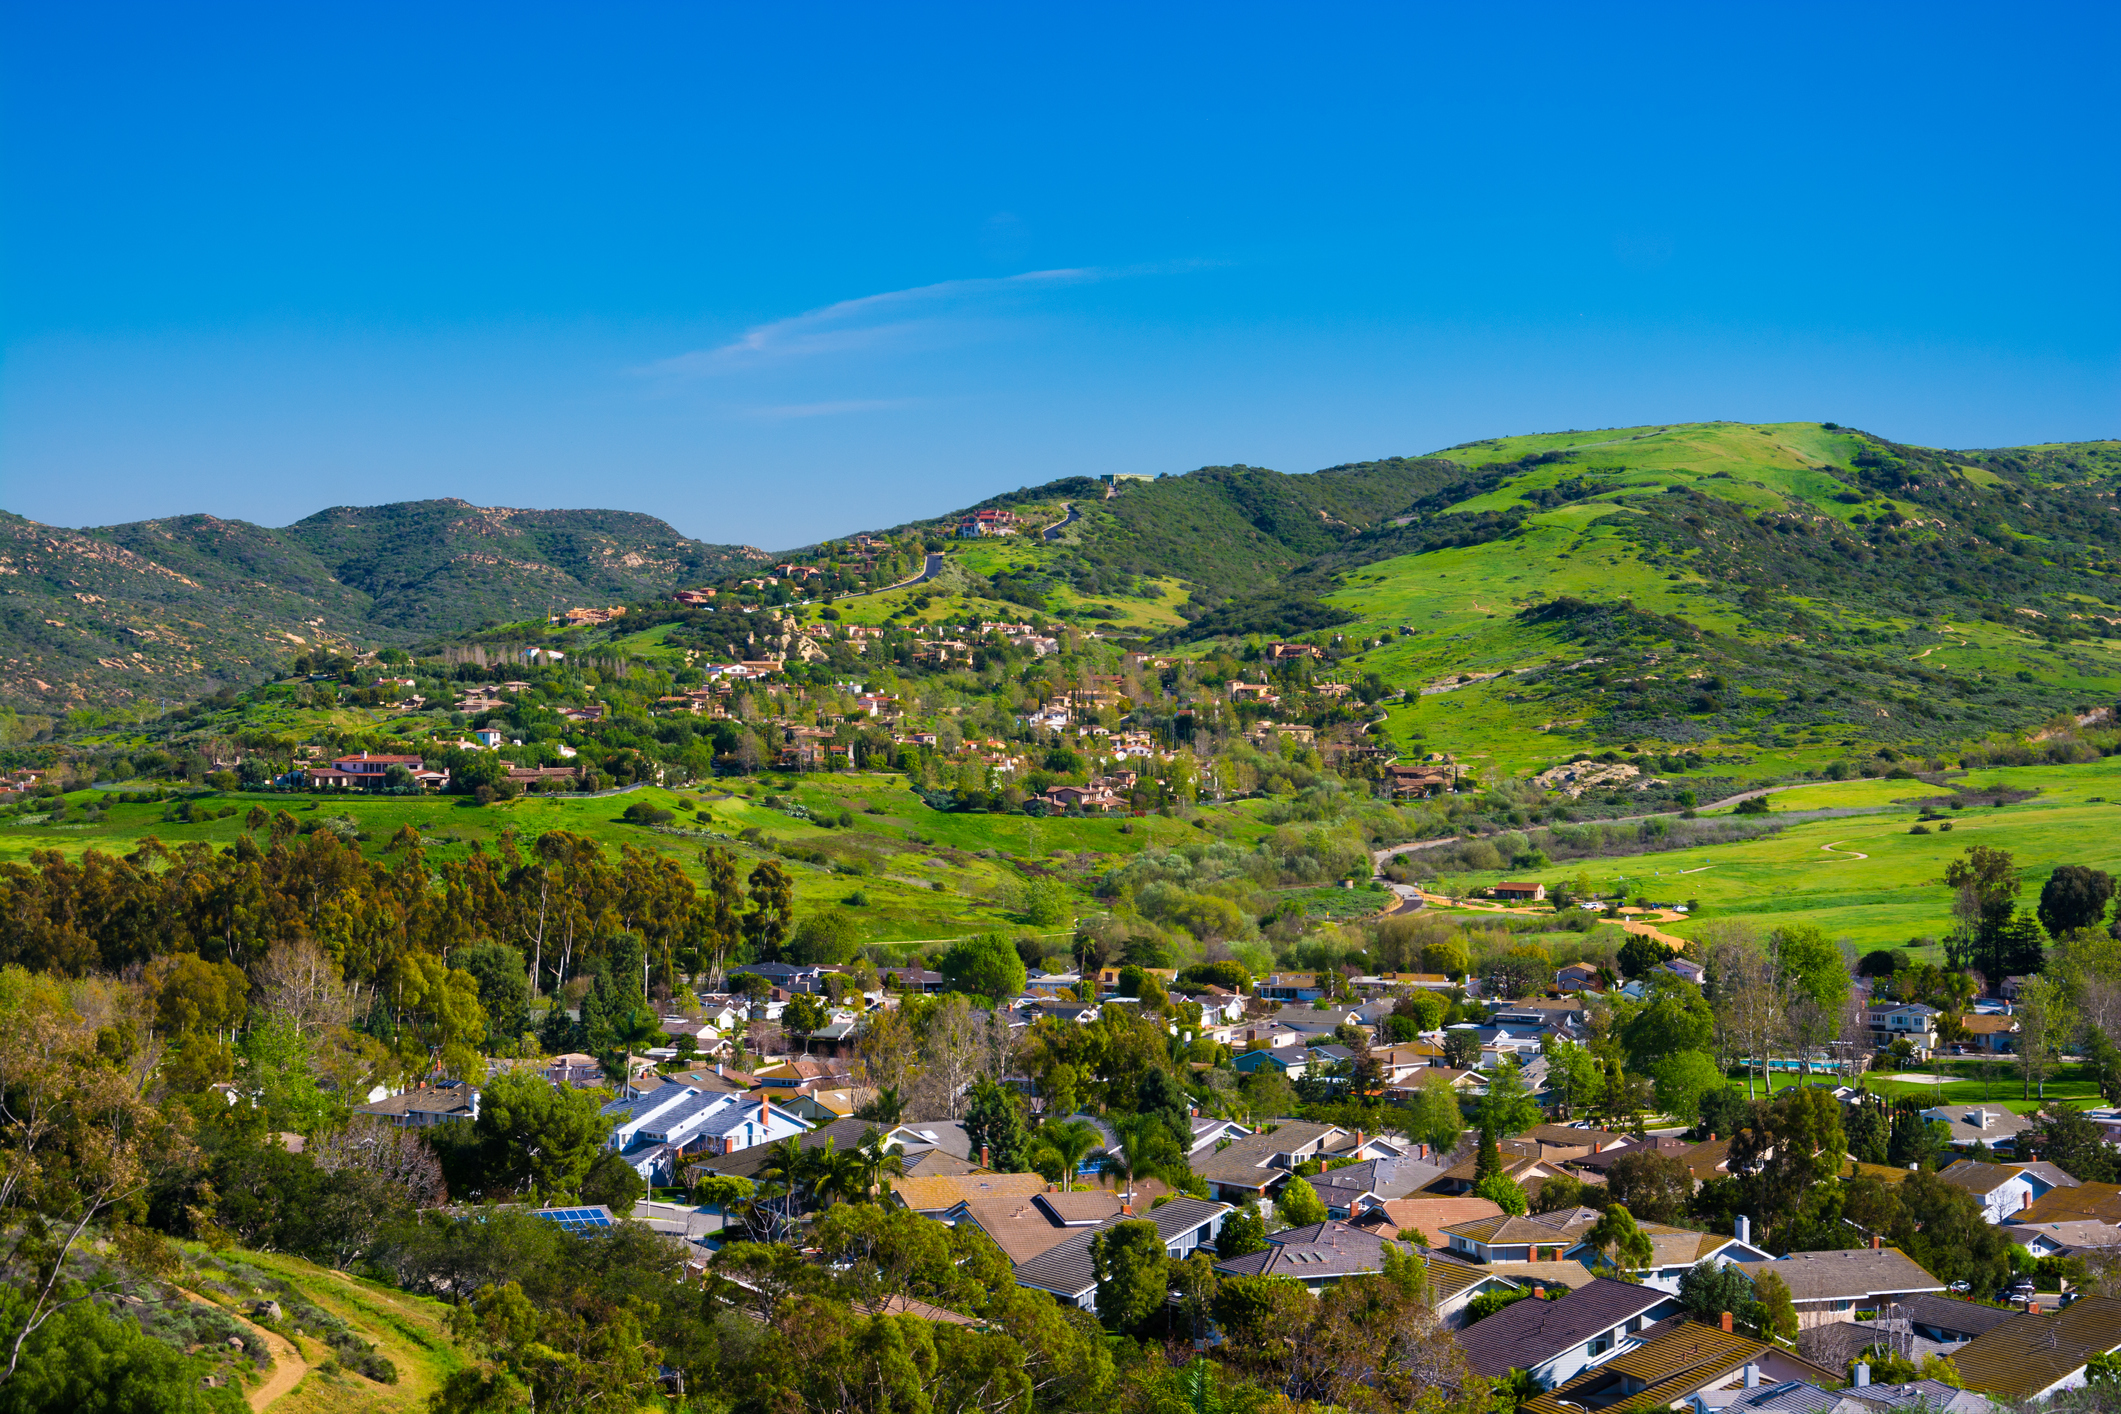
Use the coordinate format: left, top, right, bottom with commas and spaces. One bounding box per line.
1427, 758, 2121, 951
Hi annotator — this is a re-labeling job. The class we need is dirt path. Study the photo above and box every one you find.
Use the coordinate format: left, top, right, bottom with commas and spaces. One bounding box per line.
178, 1289, 308, 1410
1819, 839, 1869, 861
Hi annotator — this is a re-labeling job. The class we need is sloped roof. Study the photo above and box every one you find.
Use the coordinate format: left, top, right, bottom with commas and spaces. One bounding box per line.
1720, 1379, 1842, 1414
1872, 1293, 2017, 1339
1525, 1317, 1840, 1414
1214, 1221, 1391, 1280
959, 1193, 1120, 1265
1189, 1122, 1344, 1189
1455, 1277, 1677, 1377
2017, 1181, 2121, 1225
1423, 1254, 1513, 1302
1012, 1197, 1231, 1298
1937, 1160, 2027, 1197
1350, 1196, 1504, 1240
892, 1172, 1047, 1212
1733, 1249, 1945, 1302
683, 1115, 881, 1180
1949, 1295, 2121, 1399
1444, 1206, 1604, 1247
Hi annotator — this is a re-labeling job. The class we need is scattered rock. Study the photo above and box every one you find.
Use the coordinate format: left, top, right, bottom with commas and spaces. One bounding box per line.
253, 1300, 284, 1323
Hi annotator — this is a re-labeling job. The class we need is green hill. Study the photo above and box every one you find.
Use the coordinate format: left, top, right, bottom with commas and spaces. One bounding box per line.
0, 500, 764, 715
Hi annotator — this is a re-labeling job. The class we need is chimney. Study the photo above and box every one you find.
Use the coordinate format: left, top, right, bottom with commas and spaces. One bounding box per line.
2029, 1301, 2042, 1316
1854, 1363, 1870, 1388
1744, 1364, 1760, 1389
1356, 1129, 1365, 1151
1735, 1215, 1750, 1246
1872, 1234, 1881, 1250
981, 1145, 991, 1169
1532, 1286, 1545, 1299
1720, 1312, 1734, 1333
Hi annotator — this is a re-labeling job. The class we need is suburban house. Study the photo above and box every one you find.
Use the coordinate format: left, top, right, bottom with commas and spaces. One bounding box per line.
1557, 962, 1603, 992
1010, 1197, 1230, 1313
1732, 1248, 1946, 1330
599, 1085, 811, 1185
1421, 1255, 1539, 1328
303, 751, 440, 790
890, 1172, 1048, 1220
2016, 1180, 2121, 1226
1948, 1294, 2121, 1402
1867, 1003, 1941, 1054
1490, 881, 1547, 902
1189, 1122, 1375, 1204
1305, 1157, 1448, 1219
1956, 1013, 2020, 1053
1920, 1104, 2035, 1154
957, 1190, 1131, 1266
1257, 973, 1331, 1003
1937, 1158, 2080, 1222
1233, 1047, 1308, 1079
1603, 1221, 1774, 1293
544, 1052, 605, 1087
1456, 1277, 1683, 1387
1349, 1195, 1504, 1240
1662, 958, 1708, 987
351, 1081, 479, 1127
1212, 1220, 1406, 1293
2003, 1220, 2121, 1259
1441, 1207, 1609, 1263
1524, 1315, 1843, 1414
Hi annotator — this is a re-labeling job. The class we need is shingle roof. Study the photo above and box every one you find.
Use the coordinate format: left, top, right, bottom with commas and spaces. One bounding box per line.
1214, 1221, 1392, 1280
1733, 1249, 1945, 1302
1455, 1277, 1677, 1377
1525, 1317, 1841, 1414
1350, 1196, 1504, 1240
1012, 1197, 1230, 1298
891, 1172, 1047, 1212
1881, 1292, 2018, 1339
1188, 1122, 1344, 1190
2003, 1219, 2121, 1253
2018, 1181, 2121, 1225
1423, 1254, 1509, 1302
1444, 1205, 1605, 1247
1720, 1379, 1843, 1414
959, 1193, 1119, 1265
1796, 1321, 1963, 1372
1937, 1160, 2029, 1196
1948, 1295, 2121, 1399
1922, 1104, 2033, 1138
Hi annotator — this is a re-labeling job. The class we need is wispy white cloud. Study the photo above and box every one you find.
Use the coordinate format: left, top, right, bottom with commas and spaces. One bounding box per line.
639, 267, 1100, 378
747, 398, 919, 420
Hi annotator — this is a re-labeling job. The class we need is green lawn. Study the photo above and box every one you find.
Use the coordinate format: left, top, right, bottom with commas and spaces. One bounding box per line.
1437, 758, 2121, 950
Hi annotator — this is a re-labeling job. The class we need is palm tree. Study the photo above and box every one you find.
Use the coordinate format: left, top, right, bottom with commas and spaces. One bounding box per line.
1037, 1119, 1101, 1194
812, 1141, 866, 1208
755, 1135, 813, 1208
1094, 1114, 1182, 1201
849, 1132, 905, 1204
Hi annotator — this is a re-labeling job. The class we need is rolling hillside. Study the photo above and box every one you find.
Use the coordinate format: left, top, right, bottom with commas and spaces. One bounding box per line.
0, 500, 764, 714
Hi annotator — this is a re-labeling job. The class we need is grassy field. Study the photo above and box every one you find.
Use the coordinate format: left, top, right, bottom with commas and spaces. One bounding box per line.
1427, 758, 2121, 951
0, 772, 1289, 947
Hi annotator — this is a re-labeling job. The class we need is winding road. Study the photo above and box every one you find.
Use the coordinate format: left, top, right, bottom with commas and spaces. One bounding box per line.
1042, 503, 1081, 541
843, 552, 945, 599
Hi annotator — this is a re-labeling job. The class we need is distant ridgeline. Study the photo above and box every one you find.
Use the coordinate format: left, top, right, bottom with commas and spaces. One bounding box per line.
5, 426, 2120, 764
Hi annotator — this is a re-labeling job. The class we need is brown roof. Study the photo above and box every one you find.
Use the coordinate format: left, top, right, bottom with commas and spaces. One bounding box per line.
959, 1193, 1122, 1265
1351, 1196, 1504, 1241
1958, 1013, 2019, 1034
1950, 1295, 2121, 1399
2019, 1181, 2121, 1225
1936, 1160, 2029, 1197
1525, 1317, 1840, 1414
1731, 1248, 1944, 1302
1523, 1123, 1628, 1150
891, 1172, 1048, 1212
1445, 1206, 1605, 1247
1189, 1121, 1346, 1190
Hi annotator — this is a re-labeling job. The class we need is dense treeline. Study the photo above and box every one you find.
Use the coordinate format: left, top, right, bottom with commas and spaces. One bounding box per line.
0, 825, 788, 1001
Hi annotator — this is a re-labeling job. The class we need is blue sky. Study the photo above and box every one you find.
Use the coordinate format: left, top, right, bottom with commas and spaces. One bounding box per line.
3, 3, 2116, 549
